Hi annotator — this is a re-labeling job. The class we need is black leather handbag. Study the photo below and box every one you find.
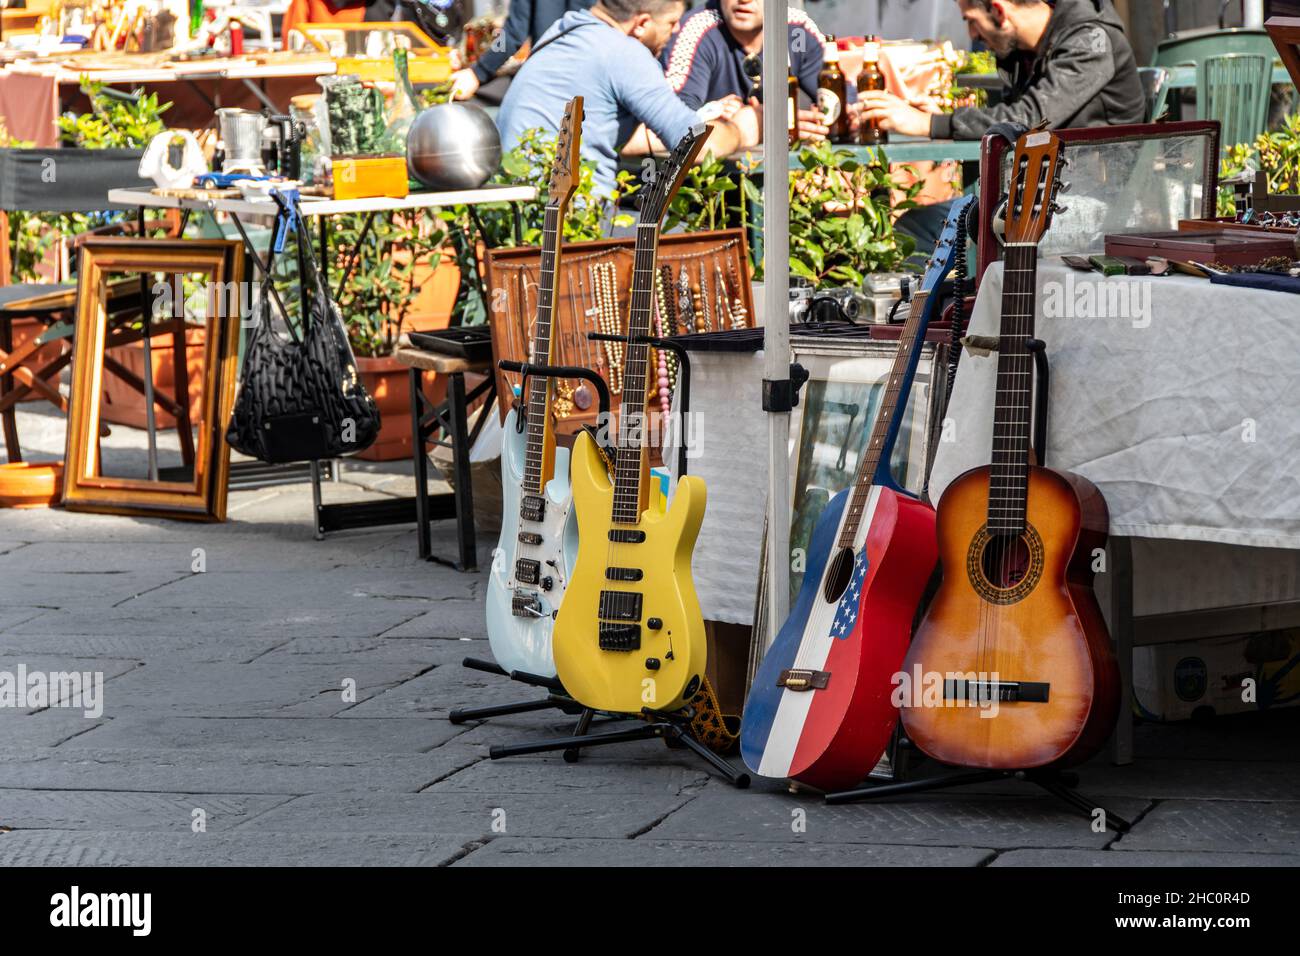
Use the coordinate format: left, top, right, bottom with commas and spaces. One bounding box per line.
226, 198, 380, 464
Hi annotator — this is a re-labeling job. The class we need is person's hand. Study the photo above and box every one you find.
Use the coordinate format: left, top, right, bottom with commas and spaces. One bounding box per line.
712, 94, 746, 121
853, 90, 931, 138
795, 107, 829, 142
449, 68, 481, 101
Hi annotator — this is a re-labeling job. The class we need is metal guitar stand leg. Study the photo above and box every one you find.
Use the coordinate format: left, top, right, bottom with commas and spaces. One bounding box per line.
448, 657, 585, 724
825, 767, 1130, 832
488, 703, 751, 788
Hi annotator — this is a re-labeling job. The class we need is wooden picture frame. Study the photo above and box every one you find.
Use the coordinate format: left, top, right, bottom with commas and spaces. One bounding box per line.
63, 239, 244, 521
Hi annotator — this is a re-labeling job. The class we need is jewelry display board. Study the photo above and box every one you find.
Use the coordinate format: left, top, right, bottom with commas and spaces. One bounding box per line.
484, 228, 755, 432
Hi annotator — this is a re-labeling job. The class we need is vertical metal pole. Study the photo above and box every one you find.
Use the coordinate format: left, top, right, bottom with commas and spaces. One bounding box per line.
1243, 0, 1264, 29
138, 207, 159, 481
763, 0, 792, 636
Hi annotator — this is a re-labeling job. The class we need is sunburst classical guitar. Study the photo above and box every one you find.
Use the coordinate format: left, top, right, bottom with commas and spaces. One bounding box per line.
552, 124, 713, 715
901, 129, 1120, 770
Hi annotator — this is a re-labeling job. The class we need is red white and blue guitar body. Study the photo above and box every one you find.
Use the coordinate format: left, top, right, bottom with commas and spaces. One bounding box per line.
740, 196, 975, 791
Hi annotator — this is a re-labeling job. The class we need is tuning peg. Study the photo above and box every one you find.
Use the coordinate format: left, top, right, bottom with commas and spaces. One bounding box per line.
1057, 181, 1072, 194
1051, 203, 1069, 215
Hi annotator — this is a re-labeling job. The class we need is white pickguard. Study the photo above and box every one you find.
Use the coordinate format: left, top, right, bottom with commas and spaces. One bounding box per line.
485, 407, 579, 678
757, 485, 882, 779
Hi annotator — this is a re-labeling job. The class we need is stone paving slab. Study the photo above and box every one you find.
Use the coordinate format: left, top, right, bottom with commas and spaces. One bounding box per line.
338, 659, 548, 718
121, 567, 477, 609
0, 606, 46, 632
1074, 759, 1300, 802
0, 632, 291, 665
991, 848, 1300, 866
0, 790, 292, 832
87, 661, 429, 718
0, 829, 475, 866
647, 781, 1149, 850
0, 711, 104, 747
1112, 799, 1300, 855
454, 837, 997, 867
0, 571, 190, 610
236, 790, 690, 840
59, 716, 465, 753
258, 637, 480, 666
0, 745, 480, 794
373, 600, 492, 641
3, 603, 432, 642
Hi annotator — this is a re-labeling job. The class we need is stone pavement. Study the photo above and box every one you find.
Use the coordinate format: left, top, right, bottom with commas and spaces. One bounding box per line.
2, 410, 1299, 867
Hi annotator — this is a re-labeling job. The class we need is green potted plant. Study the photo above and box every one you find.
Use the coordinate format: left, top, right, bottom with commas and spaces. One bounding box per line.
332, 211, 448, 460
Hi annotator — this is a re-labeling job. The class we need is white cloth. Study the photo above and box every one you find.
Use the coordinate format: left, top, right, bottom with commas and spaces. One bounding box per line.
930, 261, 1300, 551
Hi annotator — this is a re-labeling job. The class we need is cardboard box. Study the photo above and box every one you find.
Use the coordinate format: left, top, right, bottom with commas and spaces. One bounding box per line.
332, 156, 409, 201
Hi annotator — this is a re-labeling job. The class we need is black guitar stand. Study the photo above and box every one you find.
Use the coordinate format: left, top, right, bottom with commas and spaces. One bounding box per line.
488, 703, 750, 788
445, 360, 610, 726
481, 341, 751, 786
825, 339, 1130, 833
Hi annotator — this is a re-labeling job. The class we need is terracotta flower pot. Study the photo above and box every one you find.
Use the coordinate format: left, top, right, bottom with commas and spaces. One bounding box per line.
101, 329, 207, 429
402, 246, 460, 334
354, 354, 448, 461
0, 461, 64, 509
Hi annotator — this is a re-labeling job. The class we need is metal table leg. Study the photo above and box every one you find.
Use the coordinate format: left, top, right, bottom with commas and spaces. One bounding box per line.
410, 366, 432, 560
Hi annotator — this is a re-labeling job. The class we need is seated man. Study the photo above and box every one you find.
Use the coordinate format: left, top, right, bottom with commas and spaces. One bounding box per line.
855, 0, 1144, 140
448, 0, 596, 102
660, 0, 831, 141
497, 0, 755, 197
857, 0, 1144, 249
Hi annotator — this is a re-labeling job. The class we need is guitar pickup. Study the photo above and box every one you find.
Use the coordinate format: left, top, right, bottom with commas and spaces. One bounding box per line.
608, 529, 646, 543
520, 495, 546, 523
599, 590, 642, 621
777, 669, 830, 691
944, 679, 1050, 703
599, 623, 641, 651
517, 531, 543, 546
605, 567, 643, 582
515, 558, 541, 585
511, 592, 544, 618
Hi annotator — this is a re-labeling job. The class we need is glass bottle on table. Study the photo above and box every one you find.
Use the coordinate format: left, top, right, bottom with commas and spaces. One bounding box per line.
788, 54, 799, 147
817, 35, 849, 144
857, 35, 888, 145
383, 46, 421, 156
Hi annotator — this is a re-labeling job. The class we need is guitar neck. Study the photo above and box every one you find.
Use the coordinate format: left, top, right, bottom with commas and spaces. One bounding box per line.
522, 202, 564, 495
837, 288, 930, 548
610, 222, 661, 526
987, 243, 1039, 534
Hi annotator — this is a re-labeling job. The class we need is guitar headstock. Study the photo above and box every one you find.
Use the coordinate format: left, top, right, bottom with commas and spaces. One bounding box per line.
547, 96, 584, 205
920, 194, 976, 293
637, 123, 712, 225
1002, 128, 1067, 245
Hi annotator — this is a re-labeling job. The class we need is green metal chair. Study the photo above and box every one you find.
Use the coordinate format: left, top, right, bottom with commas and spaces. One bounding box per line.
1196, 53, 1273, 150
1152, 27, 1277, 68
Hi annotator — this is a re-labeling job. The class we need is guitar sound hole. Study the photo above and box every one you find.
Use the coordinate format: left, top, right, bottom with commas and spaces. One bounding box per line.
981, 533, 1032, 589
823, 547, 855, 603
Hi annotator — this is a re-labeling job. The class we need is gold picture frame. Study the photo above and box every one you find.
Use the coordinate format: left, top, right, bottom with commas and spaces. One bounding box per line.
63, 238, 244, 521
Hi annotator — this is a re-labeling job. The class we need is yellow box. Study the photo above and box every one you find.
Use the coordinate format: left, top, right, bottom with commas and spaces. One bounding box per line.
332, 156, 410, 201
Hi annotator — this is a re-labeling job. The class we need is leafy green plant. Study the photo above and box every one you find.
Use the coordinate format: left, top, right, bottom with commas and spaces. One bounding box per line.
787, 140, 919, 287
1217, 113, 1300, 215
56, 79, 171, 149
331, 212, 448, 357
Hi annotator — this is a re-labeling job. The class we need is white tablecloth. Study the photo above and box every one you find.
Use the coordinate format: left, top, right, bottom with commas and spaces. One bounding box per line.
930, 261, 1300, 552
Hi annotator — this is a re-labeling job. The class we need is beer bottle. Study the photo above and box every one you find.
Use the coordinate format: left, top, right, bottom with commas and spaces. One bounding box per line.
817, 34, 849, 143
857, 35, 888, 145
788, 54, 798, 147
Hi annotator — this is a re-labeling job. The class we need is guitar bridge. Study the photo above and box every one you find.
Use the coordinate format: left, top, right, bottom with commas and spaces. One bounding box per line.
511, 592, 544, 618
599, 623, 641, 651
520, 495, 546, 523
777, 669, 830, 691
943, 679, 1050, 703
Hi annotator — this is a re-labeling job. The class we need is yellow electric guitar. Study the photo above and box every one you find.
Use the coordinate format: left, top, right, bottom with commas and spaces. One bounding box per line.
552, 123, 713, 715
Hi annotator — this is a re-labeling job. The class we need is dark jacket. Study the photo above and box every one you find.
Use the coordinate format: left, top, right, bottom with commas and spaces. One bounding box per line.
930, 0, 1144, 140
472, 0, 596, 83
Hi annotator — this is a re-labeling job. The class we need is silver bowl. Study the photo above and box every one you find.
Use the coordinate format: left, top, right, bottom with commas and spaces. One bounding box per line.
406, 103, 502, 191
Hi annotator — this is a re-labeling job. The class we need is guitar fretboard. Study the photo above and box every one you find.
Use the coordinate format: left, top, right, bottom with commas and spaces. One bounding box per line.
837, 289, 929, 549
522, 203, 562, 495
610, 222, 661, 526
987, 243, 1038, 534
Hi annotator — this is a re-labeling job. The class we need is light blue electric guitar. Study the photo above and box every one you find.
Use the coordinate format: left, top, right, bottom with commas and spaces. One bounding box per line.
486, 97, 583, 678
